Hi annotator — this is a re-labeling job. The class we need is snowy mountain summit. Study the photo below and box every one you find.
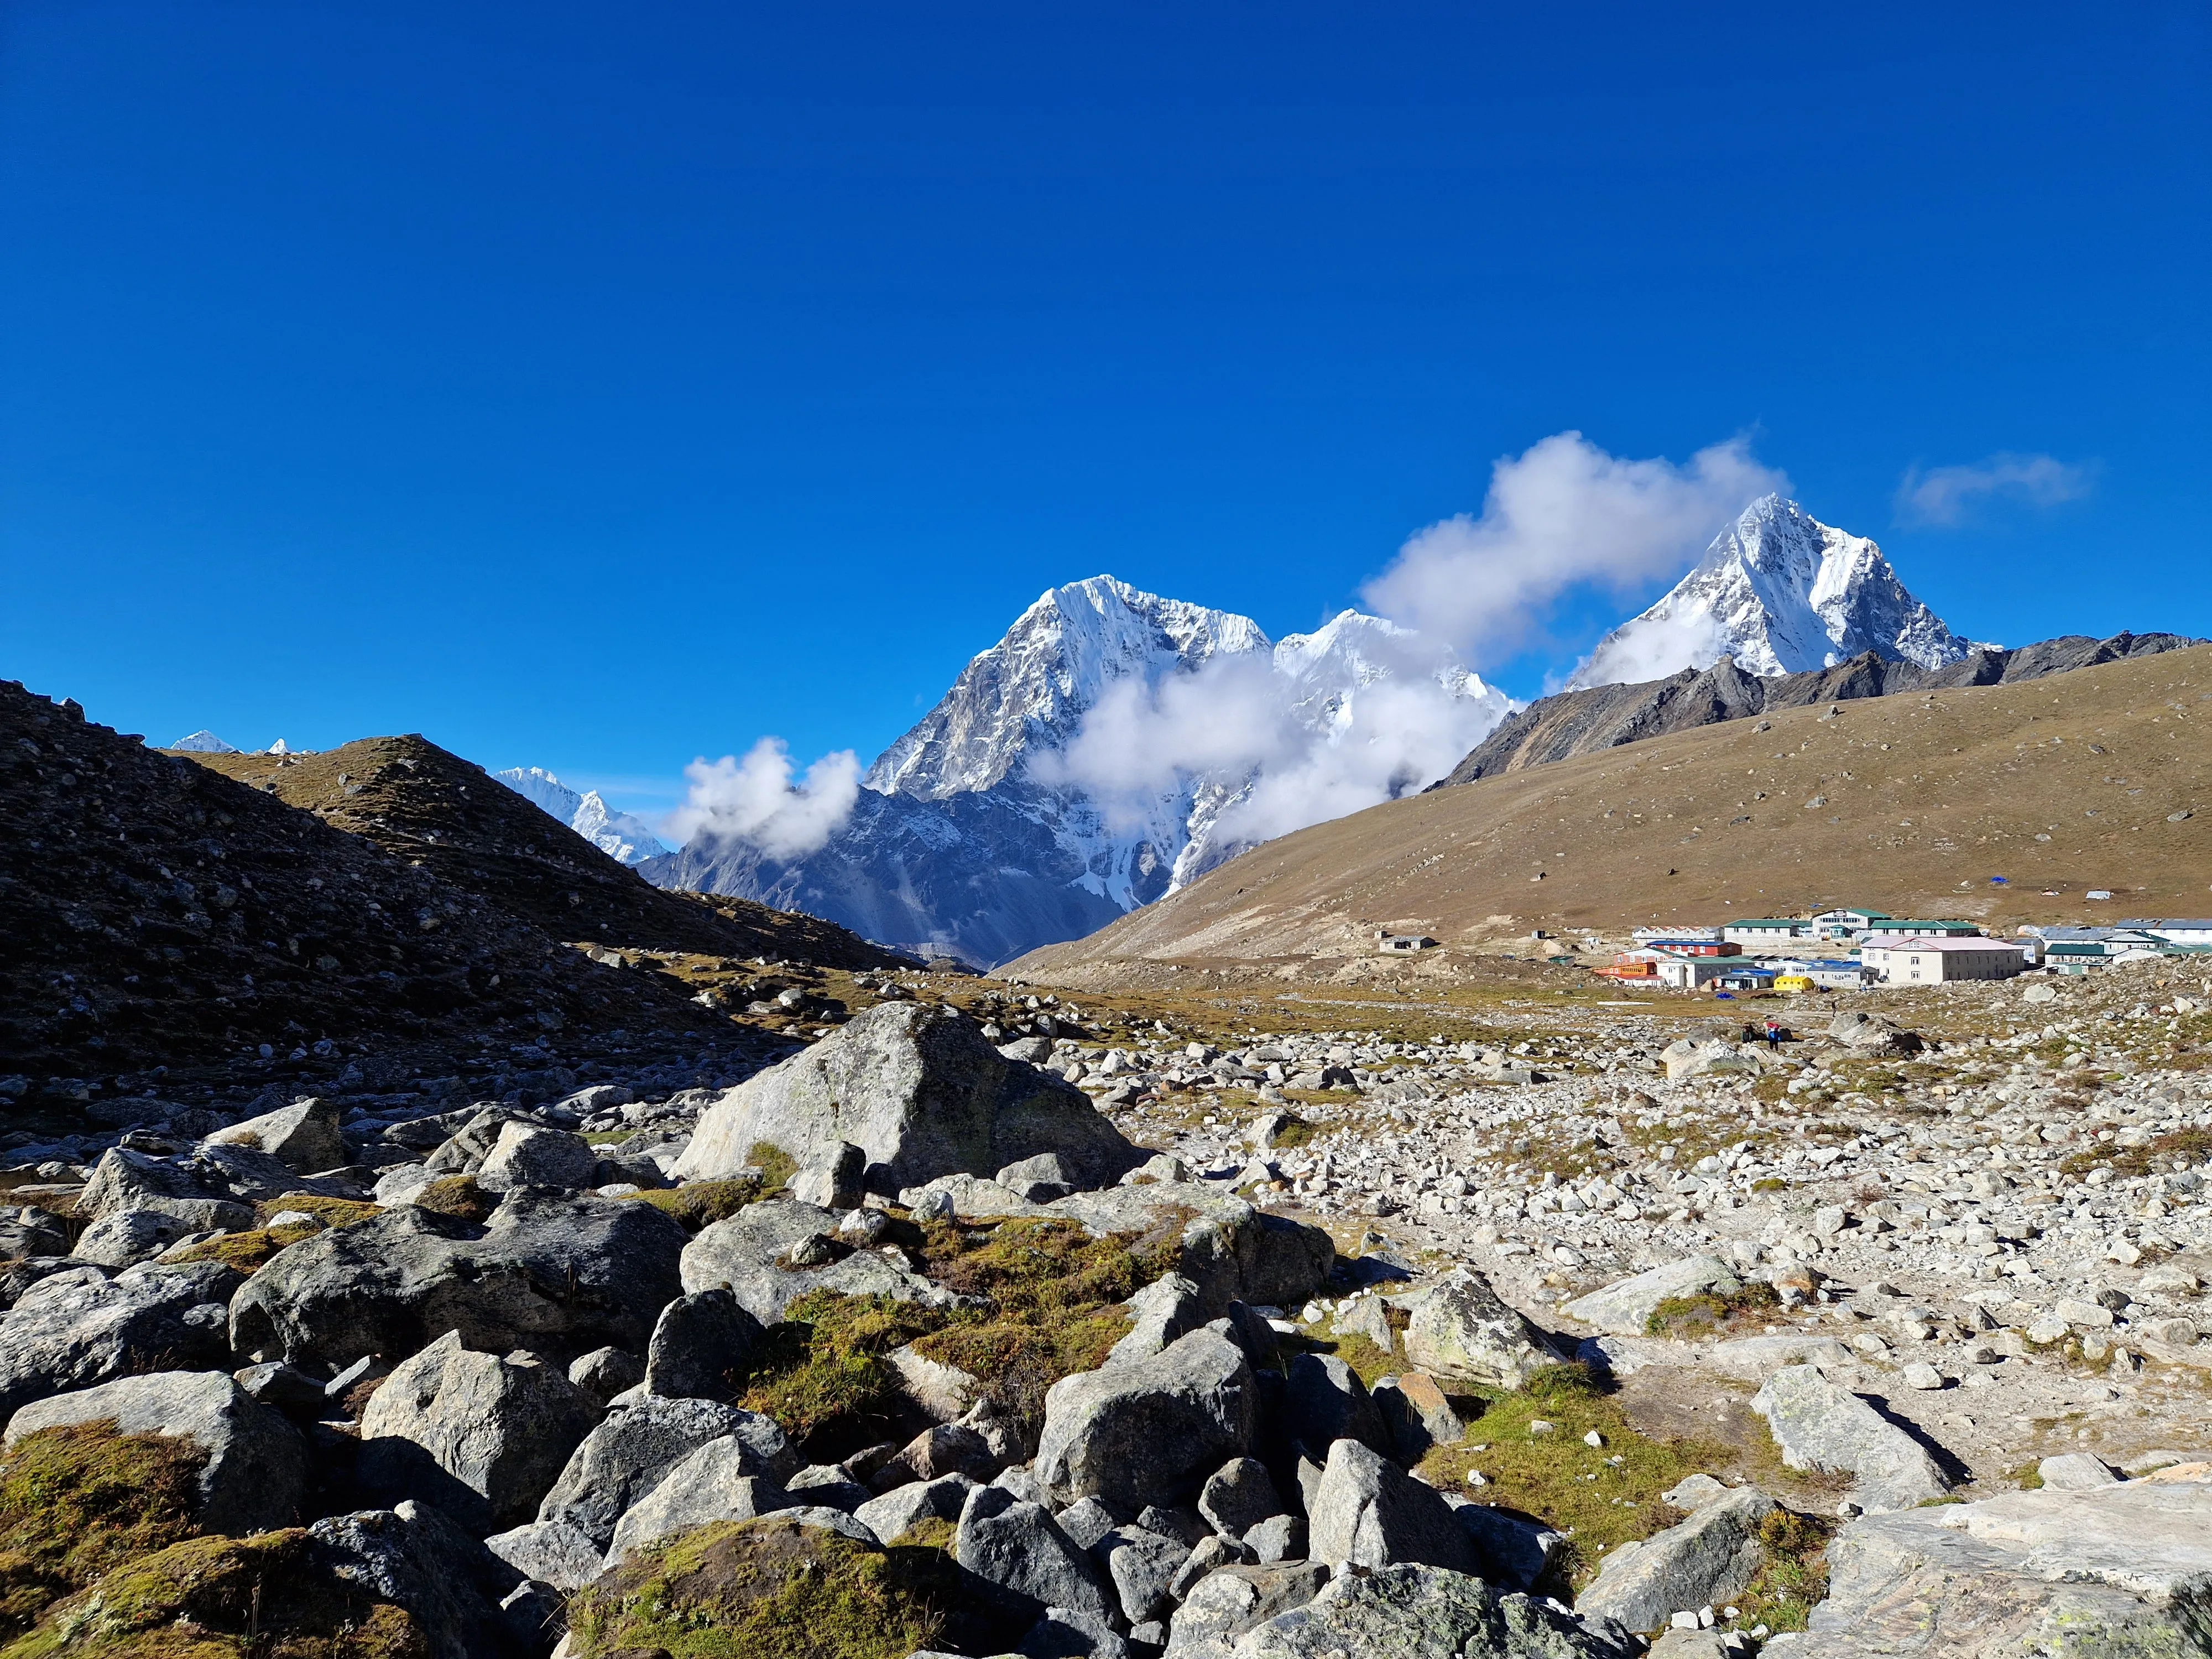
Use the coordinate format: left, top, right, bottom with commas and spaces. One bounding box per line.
867, 576, 1271, 801
1570, 494, 1975, 689
647, 576, 1513, 964
168, 730, 238, 754
494, 766, 669, 866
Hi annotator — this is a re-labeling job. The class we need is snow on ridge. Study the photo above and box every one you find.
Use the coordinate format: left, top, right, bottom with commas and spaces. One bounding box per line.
493, 765, 669, 867
1568, 493, 1974, 690
168, 730, 238, 753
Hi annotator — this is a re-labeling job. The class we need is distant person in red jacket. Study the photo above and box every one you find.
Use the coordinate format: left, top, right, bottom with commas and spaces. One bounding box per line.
1764, 1018, 1782, 1051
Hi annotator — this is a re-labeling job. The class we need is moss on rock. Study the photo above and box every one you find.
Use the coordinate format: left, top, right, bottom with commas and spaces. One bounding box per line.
566, 1515, 999, 1659
0, 1425, 207, 1641
408, 1177, 495, 1224
625, 1178, 764, 1233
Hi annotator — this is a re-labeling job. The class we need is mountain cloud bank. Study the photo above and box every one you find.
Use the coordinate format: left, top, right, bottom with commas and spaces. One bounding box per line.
667, 739, 862, 860
1362, 430, 1789, 658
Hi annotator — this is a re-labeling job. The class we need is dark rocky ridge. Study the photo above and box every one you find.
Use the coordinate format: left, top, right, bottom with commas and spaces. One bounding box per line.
1441, 631, 2203, 785
0, 679, 737, 1093
184, 735, 906, 971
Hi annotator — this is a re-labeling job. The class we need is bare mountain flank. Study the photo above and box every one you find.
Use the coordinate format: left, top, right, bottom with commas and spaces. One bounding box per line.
1010, 644, 2212, 982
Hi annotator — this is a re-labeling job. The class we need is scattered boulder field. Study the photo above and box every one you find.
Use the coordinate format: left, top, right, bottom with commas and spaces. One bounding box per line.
2, 950, 2208, 1659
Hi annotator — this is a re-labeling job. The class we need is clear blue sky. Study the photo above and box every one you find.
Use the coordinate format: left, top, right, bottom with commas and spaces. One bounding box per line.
3, 3, 2206, 815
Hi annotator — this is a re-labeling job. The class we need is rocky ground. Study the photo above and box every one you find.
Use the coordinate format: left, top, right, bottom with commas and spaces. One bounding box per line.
0, 957, 2206, 1657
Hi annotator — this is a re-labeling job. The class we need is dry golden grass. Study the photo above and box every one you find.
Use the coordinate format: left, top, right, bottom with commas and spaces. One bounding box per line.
1012, 645, 2212, 980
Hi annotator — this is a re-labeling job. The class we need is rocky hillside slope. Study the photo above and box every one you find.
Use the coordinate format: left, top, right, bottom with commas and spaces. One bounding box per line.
0, 680, 727, 1084
184, 735, 904, 971
1445, 631, 2203, 785
1011, 643, 2212, 976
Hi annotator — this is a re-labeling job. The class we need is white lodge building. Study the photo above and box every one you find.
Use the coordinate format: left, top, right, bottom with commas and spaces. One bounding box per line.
1861, 937, 2027, 984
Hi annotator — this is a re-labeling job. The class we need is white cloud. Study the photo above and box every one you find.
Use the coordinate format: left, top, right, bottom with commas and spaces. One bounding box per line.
1033, 640, 1509, 867
666, 739, 861, 860
1568, 608, 1725, 693
1894, 453, 2097, 526
1360, 431, 1788, 659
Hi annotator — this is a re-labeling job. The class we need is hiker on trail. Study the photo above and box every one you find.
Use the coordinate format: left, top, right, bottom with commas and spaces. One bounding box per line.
1765, 1018, 1782, 1051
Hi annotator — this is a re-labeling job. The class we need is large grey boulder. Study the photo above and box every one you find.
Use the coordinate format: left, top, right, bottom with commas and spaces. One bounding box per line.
954, 1483, 1120, 1625
854, 1472, 975, 1543
1750, 1365, 1951, 1513
679, 1197, 959, 1323
229, 1190, 688, 1369
0, 1261, 236, 1419
309, 1500, 527, 1659
1168, 1562, 1331, 1653
357, 1331, 597, 1534
1371, 1373, 1464, 1465
422, 1106, 528, 1175
1574, 1486, 1777, 1634
482, 1517, 606, 1593
787, 1141, 867, 1211
1227, 1563, 1637, 1658
476, 1122, 599, 1192
1562, 1257, 1741, 1338
1110, 1274, 1207, 1367
1279, 1353, 1391, 1460
1307, 1438, 1476, 1573
673, 1003, 1139, 1191
1808, 1470, 2212, 1657
645, 1287, 765, 1399
79, 1142, 357, 1227
1402, 1269, 1562, 1389
605, 1438, 795, 1565
1043, 1186, 1334, 1316
1199, 1457, 1288, 1542
1037, 1327, 1256, 1511
75, 1147, 255, 1232
205, 1095, 347, 1173
4, 1369, 306, 1535
1107, 1524, 1194, 1626
71, 1207, 195, 1269
538, 1394, 794, 1547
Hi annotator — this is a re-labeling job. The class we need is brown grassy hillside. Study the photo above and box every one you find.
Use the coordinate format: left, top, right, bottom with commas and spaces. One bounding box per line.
184, 737, 905, 969
1012, 644, 2212, 978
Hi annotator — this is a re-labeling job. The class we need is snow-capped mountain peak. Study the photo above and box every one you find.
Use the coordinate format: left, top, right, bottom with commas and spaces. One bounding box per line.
1569, 494, 1975, 688
864, 575, 1272, 801
493, 765, 670, 867
1273, 609, 1513, 736
168, 730, 238, 753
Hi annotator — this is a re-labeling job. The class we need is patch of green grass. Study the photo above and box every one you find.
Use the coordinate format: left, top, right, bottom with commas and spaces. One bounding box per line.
251, 1194, 380, 1229
0, 1425, 207, 1641
408, 1176, 495, 1224
736, 1294, 950, 1457
1417, 1364, 1734, 1593
732, 1217, 1184, 1457
626, 1178, 764, 1232
2, 1530, 425, 1658
161, 1223, 322, 1274
749, 1142, 796, 1195
0, 1425, 424, 1657
1645, 1281, 1782, 1340
1731, 1508, 1835, 1632
1269, 1116, 1320, 1151
565, 1515, 1018, 1659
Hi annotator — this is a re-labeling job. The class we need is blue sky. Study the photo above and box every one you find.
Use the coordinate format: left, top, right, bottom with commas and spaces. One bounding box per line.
3, 3, 2206, 817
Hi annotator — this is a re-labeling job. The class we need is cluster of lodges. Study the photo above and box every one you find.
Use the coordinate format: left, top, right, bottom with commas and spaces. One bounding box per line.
1594, 908, 2212, 995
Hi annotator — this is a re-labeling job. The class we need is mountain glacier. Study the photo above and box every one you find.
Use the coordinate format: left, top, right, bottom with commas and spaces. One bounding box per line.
1569, 494, 1975, 688
645, 576, 1513, 964
494, 765, 670, 866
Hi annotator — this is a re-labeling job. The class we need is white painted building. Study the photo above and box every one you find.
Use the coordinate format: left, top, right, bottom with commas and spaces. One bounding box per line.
1861, 937, 2028, 984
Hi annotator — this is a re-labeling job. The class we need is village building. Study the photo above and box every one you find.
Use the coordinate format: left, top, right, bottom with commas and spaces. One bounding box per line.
2125, 919, 2212, 947
1861, 936, 2028, 984
1723, 918, 1814, 950
2034, 927, 2172, 972
1765, 957, 1875, 990
1809, 908, 1893, 939
1375, 931, 1439, 953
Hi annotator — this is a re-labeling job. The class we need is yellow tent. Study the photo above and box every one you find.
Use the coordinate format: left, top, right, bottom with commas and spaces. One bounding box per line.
1773, 974, 1816, 993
